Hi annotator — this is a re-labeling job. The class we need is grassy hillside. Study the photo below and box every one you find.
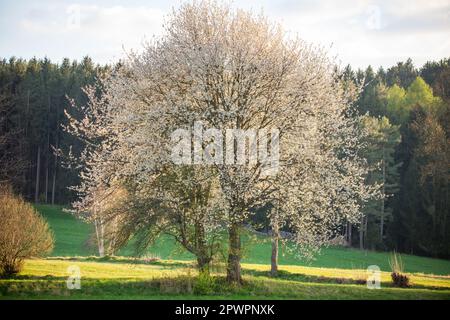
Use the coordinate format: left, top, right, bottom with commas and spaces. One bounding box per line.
35, 204, 450, 275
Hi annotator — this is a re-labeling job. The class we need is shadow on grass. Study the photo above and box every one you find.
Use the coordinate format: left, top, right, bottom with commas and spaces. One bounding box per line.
5, 270, 355, 287
2, 273, 450, 299
242, 268, 450, 291
0, 274, 252, 298
46, 256, 193, 268
6, 274, 68, 281
243, 268, 366, 285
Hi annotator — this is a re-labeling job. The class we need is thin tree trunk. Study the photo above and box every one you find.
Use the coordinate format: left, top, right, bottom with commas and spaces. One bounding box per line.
44, 95, 50, 203
359, 215, 364, 250
34, 146, 41, 203
344, 222, 347, 239
25, 90, 30, 197
44, 143, 49, 203
380, 147, 385, 243
25, 90, 30, 137
271, 220, 279, 276
51, 104, 59, 205
18, 106, 25, 190
94, 217, 105, 257
364, 214, 368, 248
347, 222, 352, 247
227, 222, 242, 284
51, 144, 57, 205
92, 195, 105, 258
99, 221, 105, 257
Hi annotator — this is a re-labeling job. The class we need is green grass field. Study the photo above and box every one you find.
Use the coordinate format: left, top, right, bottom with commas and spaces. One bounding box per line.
1, 204, 450, 300
2, 258, 450, 299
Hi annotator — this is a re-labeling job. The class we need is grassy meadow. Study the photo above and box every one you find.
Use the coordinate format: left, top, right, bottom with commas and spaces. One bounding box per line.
1, 204, 450, 300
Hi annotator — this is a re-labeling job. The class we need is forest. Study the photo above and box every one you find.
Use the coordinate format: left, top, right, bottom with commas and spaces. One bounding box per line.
0, 55, 449, 259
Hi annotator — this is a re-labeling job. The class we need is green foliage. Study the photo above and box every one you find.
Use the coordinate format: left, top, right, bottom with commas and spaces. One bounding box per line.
420, 57, 450, 102
405, 77, 440, 107
386, 58, 418, 88
360, 116, 401, 249
386, 84, 407, 123
356, 66, 387, 117
193, 272, 219, 294
391, 103, 450, 258
0, 56, 108, 203
386, 76, 442, 124
327, 62, 448, 258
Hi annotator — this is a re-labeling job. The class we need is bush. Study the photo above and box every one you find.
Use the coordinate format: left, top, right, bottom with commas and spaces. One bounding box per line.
391, 272, 410, 288
389, 251, 410, 288
0, 186, 54, 277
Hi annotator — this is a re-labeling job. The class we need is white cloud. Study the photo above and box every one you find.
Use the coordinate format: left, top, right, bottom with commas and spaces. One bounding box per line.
262, 0, 450, 68
17, 4, 164, 63
3, 0, 450, 67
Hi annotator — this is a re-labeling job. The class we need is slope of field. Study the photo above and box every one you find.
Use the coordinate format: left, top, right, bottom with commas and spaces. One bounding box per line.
36, 204, 450, 276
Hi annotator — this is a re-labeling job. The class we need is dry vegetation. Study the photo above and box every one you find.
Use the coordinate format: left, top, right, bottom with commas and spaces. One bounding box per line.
0, 186, 54, 277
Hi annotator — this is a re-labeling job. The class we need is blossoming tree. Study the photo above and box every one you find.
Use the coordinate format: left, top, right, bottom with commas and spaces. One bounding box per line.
66, 1, 375, 283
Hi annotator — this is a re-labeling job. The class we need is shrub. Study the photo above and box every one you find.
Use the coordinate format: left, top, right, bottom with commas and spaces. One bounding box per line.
0, 186, 54, 278
389, 251, 410, 288
391, 272, 410, 288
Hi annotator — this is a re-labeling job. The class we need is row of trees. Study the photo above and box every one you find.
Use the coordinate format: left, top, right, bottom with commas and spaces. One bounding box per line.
342, 59, 450, 257
0, 56, 106, 203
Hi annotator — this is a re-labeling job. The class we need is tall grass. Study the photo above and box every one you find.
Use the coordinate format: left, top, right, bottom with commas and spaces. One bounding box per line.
389, 251, 410, 287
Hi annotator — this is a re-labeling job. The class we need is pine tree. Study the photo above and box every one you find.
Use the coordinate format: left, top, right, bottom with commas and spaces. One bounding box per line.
361, 116, 401, 249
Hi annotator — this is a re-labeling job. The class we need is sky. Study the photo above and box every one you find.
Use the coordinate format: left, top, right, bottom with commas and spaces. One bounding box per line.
0, 0, 449, 69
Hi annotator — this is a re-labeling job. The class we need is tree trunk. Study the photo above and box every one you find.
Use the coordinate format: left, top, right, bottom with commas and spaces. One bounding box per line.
25, 90, 31, 197
271, 221, 279, 276
92, 197, 105, 257
359, 215, 364, 250
51, 157, 57, 205
380, 147, 385, 243
365, 213, 368, 249
227, 223, 242, 284
197, 256, 210, 276
44, 95, 50, 203
347, 222, 352, 247
94, 218, 105, 257
51, 98, 60, 205
34, 146, 41, 203
99, 221, 105, 257
44, 147, 49, 203
195, 221, 210, 276
25, 90, 30, 137
51, 134, 58, 205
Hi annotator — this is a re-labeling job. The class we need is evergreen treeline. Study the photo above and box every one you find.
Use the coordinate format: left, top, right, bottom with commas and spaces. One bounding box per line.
343, 58, 450, 258
0, 56, 448, 258
0, 56, 108, 204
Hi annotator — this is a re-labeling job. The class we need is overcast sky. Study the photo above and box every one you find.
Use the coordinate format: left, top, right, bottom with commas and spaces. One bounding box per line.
0, 0, 449, 69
